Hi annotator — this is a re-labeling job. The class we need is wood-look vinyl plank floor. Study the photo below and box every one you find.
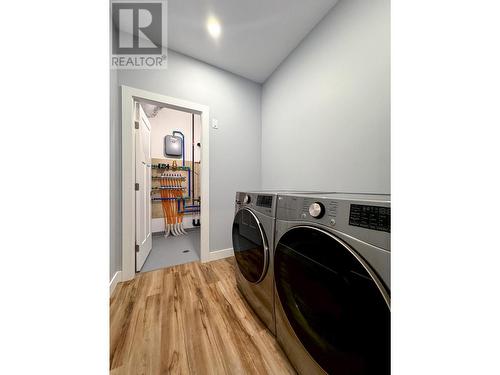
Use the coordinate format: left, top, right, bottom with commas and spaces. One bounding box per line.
110, 257, 296, 375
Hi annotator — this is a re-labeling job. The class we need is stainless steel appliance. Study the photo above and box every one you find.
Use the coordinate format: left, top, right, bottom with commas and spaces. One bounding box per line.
232, 191, 328, 334
273, 193, 390, 375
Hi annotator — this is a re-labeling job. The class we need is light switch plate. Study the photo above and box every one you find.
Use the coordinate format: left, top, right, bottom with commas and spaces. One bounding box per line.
212, 119, 219, 129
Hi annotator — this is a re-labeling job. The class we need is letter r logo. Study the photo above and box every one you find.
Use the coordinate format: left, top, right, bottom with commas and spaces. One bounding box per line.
112, 2, 162, 54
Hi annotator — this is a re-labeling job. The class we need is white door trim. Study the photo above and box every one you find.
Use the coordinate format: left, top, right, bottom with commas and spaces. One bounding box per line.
121, 85, 210, 282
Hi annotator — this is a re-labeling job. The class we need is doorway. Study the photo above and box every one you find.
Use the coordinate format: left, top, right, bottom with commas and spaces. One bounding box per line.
138, 102, 202, 272
121, 86, 210, 282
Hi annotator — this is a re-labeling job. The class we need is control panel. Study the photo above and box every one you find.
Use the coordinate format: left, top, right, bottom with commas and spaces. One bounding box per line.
277, 194, 390, 251
300, 198, 338, 223
235, 192, 275, 217
256, 195, 273, 208
349, 204, 390, 233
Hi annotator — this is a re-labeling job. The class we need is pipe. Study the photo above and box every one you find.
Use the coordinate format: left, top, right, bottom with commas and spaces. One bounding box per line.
172, 131, 185, 167
174, 174, 181, 236
182, 203, 200, 209
153, 197, 187, 201
172, 130, 191, 202
179, 209, 200, 214
179, 115, 199, 214
167, 174, 173, 236
179, 200, 200, 211
176, 173, 185, 234
162, 175, 171, 237
169, 126, 198, 230
191, 114, 195, 200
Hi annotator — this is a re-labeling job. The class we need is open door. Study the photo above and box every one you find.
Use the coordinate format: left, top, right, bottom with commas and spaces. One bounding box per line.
135, 103, 152, 271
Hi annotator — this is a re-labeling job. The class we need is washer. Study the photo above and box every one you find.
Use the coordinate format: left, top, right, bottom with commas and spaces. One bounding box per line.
274, 193, 390, 375
232, 191, 329, 334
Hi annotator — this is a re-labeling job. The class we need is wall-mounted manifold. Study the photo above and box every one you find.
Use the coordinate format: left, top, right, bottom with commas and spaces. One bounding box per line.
156, 174, 187, 237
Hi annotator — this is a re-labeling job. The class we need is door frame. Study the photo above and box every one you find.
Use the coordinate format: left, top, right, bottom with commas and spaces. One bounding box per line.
121, 85, 210, 281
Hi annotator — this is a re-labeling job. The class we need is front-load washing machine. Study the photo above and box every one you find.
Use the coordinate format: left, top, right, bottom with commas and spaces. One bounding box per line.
274, 193, 390, 375
232, 191, 329, 334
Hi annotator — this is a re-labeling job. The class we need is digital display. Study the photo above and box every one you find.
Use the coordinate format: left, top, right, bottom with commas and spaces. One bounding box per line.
256, 195, 273, 208
349, 204, 390, 233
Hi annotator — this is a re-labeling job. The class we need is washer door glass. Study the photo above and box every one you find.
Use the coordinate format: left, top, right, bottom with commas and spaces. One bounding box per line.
232, 208, 268, 283
275, 226, 390, 375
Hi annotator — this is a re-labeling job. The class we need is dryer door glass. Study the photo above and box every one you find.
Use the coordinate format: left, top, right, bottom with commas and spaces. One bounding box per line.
275, 226, 390, 375
232, 208, 268, 283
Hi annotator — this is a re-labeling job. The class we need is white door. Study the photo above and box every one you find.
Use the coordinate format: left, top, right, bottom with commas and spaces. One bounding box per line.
135, 103, 152, 271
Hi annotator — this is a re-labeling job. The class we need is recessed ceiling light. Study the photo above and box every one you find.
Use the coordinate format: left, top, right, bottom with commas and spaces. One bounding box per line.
207, 16, 221, 39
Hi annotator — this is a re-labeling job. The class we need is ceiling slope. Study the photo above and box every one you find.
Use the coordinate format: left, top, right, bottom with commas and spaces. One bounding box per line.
167, 0, 338, 83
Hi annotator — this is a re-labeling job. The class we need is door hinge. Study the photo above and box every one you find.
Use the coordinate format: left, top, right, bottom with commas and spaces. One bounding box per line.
135, 121, 140, 129
135, 244, 139, 253
135, 183, 139, 191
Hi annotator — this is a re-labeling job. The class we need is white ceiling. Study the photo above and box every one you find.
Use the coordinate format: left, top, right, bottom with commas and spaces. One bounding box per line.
168, 0, 338, 83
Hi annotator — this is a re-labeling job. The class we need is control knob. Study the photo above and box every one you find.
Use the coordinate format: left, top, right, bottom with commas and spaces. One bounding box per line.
243, 195, 251, 204
309, 202, 325, 218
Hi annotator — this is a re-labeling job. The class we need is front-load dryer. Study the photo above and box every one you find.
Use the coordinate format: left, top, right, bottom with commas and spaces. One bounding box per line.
273, 193, 390, 375
232, 191, 329, 335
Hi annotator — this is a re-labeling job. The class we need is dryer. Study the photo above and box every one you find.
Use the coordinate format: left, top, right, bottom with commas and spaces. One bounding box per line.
273, 193, 390, 375
232, 191, 329, 334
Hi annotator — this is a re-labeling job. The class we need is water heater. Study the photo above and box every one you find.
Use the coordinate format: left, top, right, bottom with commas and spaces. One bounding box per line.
164, 135, 182, 157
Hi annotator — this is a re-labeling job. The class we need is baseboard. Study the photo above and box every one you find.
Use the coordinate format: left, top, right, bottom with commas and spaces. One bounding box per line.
110, 271, 122, 297
207, 247, 234, 262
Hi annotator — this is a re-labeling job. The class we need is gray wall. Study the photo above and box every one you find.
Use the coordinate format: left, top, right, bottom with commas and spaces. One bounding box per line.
261, 0, 390, 193
110, 68, 120, 280
110, 50, 262, 280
